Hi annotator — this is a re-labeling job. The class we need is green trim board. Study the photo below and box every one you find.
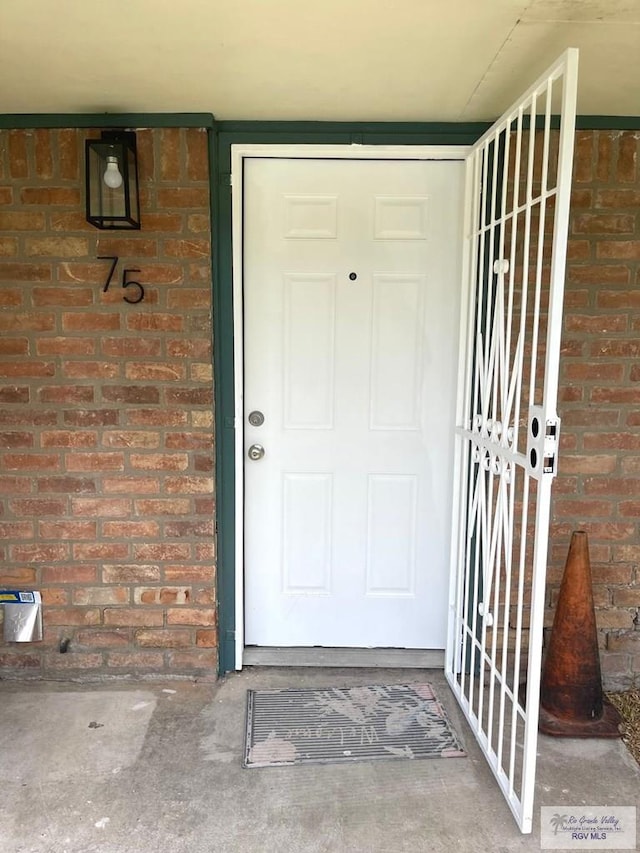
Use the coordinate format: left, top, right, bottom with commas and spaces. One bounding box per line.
575, 116, 640, 129
3, 114, 640, 130
0, 113, 215, 128
215, 116, 640, 133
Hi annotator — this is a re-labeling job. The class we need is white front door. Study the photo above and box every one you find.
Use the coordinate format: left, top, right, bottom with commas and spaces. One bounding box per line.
243, 157, 464, 649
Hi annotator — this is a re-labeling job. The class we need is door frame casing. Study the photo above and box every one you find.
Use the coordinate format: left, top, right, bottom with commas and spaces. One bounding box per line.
213, 122, 493, 676
231, 143, 470, 670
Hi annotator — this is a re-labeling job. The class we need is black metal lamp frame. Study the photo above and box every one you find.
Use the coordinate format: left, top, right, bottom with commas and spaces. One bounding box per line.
85, 131, 141, 230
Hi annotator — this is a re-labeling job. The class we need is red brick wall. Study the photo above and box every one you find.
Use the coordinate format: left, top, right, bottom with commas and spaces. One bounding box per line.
553, 130, 640, 690
0, 127, 216, 679
1, 126, 639, 687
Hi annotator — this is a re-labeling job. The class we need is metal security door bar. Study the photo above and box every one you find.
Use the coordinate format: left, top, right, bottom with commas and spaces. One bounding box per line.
446, 49, 578, 833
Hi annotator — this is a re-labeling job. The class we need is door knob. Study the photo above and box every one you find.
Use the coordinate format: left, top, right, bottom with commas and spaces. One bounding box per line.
248, 444, 265, 461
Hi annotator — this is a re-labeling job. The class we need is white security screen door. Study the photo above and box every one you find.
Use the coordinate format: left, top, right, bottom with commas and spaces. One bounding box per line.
243, 157, 464, 649
446, 50, 578, 833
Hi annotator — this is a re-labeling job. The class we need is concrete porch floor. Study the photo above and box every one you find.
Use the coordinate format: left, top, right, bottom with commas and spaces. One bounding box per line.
1, 668, 638, 853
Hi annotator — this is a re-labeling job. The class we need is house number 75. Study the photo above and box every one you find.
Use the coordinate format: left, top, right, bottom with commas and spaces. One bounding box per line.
98, 256, 145, 304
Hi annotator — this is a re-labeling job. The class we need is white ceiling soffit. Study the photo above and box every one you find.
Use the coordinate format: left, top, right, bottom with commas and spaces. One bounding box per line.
463, 1, 640, 119
0, 0, 639, 121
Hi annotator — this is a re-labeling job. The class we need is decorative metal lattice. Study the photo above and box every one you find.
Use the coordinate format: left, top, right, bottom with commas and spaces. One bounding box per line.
446, 49, 579, 834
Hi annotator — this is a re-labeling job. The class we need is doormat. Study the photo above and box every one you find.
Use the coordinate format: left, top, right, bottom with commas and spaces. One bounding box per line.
243, 683, 466, 768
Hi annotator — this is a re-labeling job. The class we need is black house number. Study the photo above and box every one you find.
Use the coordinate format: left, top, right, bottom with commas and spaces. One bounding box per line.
98, 256, 145, 304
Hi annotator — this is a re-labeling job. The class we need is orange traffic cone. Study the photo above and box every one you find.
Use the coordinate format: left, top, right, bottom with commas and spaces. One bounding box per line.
539, 530, 621, 738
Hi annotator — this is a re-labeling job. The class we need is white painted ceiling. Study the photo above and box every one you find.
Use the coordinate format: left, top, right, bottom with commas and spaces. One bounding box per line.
1, 0, 640, 121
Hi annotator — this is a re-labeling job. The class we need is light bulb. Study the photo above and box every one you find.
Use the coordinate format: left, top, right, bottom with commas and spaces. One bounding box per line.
103, 156, 123, 189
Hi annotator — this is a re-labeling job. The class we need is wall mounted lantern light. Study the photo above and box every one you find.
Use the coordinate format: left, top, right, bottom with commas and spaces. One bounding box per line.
85, 131, 141, 230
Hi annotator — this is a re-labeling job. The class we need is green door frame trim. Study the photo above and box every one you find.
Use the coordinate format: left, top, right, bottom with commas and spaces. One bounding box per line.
213, 121, 493, 673
2, 112, 639, 676
212, 115, 640, 674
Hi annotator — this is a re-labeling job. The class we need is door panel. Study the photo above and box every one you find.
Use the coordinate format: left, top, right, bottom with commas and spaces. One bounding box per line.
244, 158, 464, 649
445, 49, 579, 833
